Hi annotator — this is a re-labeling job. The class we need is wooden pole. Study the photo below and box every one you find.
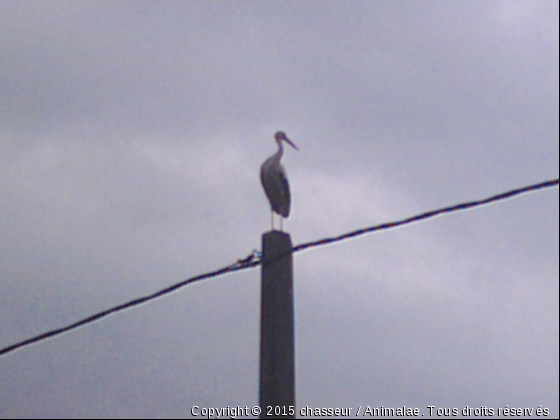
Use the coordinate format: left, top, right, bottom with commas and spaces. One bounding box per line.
259, 231, 295, 418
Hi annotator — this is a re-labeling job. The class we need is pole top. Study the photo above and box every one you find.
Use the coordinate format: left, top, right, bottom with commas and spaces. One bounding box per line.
263, 230, 291, 240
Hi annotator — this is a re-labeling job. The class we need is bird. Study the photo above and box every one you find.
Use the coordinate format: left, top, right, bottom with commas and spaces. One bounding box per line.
260, 131, 299, 232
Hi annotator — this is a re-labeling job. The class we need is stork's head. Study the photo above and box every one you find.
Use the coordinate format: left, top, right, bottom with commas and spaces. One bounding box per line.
274, 131, 299, 151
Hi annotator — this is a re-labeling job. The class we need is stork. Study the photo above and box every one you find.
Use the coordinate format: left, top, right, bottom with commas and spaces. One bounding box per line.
260, 131, 299, 231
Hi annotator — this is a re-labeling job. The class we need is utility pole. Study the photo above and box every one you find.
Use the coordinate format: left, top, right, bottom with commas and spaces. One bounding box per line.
259, 231, 295, 419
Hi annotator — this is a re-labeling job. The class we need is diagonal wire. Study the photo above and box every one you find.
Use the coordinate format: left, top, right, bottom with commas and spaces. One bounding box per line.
0, 261, 259, 358
0, 178, 558, 358
293, 178, 560, 253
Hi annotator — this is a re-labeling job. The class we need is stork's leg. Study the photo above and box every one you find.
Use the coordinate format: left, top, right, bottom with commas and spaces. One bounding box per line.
271, 211, 274, 231
280, 216, 283, 232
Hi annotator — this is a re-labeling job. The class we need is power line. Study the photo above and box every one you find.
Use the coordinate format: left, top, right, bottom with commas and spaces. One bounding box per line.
293, 178, 560, 253
1, 178, 558, 358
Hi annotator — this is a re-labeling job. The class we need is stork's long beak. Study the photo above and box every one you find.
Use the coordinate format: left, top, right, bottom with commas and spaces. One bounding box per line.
284, 137, 299, 151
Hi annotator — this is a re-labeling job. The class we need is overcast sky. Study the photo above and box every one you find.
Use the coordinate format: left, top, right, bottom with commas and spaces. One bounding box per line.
0, 1, 558, 418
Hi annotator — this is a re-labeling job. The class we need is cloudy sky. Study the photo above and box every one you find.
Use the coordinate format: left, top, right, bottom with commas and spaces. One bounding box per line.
0, 1, 558, 418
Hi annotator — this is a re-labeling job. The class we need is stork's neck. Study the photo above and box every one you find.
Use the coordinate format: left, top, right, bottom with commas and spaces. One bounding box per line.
273, 138, 284, 162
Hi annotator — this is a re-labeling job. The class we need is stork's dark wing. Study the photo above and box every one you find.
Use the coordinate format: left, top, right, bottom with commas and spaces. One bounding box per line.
278, 169, 291, 217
